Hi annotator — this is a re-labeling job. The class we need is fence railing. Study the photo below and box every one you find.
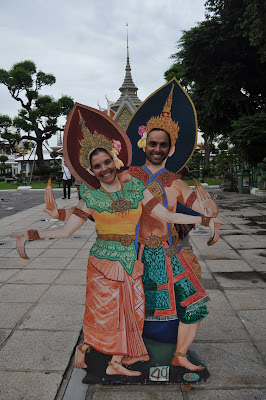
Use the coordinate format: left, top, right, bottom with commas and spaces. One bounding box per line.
250, 168, 260, 187
236, 167, 266, 188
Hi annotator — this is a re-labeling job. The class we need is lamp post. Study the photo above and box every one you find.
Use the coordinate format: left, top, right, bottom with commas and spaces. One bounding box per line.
17, 141, 31, 189
199, 142, 204, 183
19, 147, 29, 186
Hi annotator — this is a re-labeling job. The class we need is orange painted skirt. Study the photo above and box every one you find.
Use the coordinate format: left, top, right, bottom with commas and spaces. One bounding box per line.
83, 256, 148, 358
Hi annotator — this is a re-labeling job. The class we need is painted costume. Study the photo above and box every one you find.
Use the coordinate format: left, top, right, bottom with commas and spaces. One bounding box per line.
79, 177, 148, 358
129, 165, 208, 341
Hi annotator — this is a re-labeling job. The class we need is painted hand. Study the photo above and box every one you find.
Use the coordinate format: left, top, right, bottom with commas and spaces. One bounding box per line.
10, 231, 29, 259
208, 218, 227, 246
44, 178, 59, 218
194, 180, 219, 217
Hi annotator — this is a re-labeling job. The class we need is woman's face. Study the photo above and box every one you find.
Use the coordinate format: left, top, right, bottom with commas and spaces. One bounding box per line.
90, 151, 116, 184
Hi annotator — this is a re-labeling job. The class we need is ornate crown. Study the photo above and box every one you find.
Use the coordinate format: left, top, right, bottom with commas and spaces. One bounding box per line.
78, 110, 124, 170
137, 84, 179, 148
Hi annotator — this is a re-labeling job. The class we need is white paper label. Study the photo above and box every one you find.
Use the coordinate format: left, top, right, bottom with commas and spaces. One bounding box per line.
149, 366, 169, 381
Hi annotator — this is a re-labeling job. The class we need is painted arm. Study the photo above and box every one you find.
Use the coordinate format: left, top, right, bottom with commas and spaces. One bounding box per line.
44, 178, 75, 221
194, 180, 219, 217
173, 179, 219, 217
11, 200, 94, 259
142, 188, 226, 246
176, 201, 202, 216
175, 201, 202, 240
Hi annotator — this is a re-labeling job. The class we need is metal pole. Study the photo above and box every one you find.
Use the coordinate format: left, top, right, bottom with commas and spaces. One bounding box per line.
29, 144, 37, 183
22, 155, 27, 186
20, 148, 28, 186
199, 142, 204, 183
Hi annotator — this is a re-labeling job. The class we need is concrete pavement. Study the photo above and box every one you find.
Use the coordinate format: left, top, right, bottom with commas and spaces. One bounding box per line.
0, 189, 265, 399
0, 189, 64, 219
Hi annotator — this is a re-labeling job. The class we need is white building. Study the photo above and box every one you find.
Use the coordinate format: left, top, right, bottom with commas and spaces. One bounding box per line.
15, 142, 61, 176
0, 140, 19, 177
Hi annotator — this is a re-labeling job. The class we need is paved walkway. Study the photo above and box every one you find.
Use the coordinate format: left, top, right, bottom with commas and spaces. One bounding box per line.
0, 189, 64, 219
0, 189, 265, 400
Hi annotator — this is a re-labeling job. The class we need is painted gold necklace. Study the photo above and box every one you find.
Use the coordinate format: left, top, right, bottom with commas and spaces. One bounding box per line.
100, 183, 133, 215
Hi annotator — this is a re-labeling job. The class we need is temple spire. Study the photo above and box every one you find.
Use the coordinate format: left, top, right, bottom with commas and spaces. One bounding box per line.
127, 23, 129, 61
120, 23, 139, 93
112, 24, 141, 112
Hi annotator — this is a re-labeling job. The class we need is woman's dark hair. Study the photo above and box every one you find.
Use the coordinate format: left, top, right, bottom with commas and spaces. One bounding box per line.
89, 148, 111, 168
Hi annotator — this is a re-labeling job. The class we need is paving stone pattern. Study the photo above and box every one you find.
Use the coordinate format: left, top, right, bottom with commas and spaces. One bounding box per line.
0, 189, 265, 400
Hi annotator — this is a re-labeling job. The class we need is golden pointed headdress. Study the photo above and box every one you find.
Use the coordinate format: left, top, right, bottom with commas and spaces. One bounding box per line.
137, 84, 179, 148
78, 110, 124, 170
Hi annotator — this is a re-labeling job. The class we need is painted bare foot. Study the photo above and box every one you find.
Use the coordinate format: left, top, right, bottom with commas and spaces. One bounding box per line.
122, 355, 150, 365
75, 344, 89, 369
106, 361, 141, 376
171, 352, 205, 371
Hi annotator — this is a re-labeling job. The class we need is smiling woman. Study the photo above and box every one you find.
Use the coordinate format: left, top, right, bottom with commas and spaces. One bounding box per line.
89, 149, 117, 184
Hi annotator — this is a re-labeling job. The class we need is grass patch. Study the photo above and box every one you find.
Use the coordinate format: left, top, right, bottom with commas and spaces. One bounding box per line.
0, 177, 221, 190
0, 181, 75, 190
0, 181, 19, 190
184, 177, 221, 186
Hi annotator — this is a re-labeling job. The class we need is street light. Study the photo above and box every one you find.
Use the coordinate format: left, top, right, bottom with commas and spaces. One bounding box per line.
199, 142, 204, 183
17, 141, 29, 186
20, 148, 29, 186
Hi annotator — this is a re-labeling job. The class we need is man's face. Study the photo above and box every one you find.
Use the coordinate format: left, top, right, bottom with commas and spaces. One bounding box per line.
145, 130, 170, 165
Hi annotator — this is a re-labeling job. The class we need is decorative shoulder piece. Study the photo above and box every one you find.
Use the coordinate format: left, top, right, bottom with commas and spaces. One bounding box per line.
147, 180, 164, 199
145, 197, 160, 213
58, 209, 66, 221
73, 207, 91, 221
128, 166, 150, 184
201, 216, 211, 227
185, 191, 197, 209
27, 230, 40, 241
157, 170, 181, 188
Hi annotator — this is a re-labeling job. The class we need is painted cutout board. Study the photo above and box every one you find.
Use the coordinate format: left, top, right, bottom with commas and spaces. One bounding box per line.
12, 79, 223, 386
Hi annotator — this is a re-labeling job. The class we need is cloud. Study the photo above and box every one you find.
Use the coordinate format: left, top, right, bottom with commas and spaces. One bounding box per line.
0, 0, 205, 141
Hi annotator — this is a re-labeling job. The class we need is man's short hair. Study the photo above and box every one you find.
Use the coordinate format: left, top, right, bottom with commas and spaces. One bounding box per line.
148, 128, 171, 147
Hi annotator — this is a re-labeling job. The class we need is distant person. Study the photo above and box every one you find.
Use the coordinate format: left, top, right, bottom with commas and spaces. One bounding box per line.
62, 162, 72, 199
75, 179, 82, 197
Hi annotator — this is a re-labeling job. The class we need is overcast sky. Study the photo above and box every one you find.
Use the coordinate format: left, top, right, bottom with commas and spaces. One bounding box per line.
0, 0, 206, 145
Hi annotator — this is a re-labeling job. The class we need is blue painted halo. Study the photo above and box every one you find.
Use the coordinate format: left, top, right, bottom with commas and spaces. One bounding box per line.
126, 77, 198, 172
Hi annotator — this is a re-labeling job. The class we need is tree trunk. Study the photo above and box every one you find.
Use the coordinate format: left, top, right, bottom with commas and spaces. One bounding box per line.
36, 138, 44, 166
203, 135, 212, 170
204, 143, 211, 169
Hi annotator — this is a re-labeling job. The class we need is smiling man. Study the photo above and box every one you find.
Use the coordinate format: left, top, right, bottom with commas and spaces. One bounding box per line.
122, 130, 210, 371
119, 85, 219, 372
144, 129, 171, 165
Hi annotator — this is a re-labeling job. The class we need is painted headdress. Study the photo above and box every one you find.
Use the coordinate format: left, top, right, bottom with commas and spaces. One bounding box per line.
78, 110, 124, 171
126, 77, 198, 173
64, 103, 132, 189
137, 84, 180, 149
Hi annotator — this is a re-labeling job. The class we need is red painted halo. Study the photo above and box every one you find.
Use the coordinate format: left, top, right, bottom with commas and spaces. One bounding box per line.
63, 103, 132, 189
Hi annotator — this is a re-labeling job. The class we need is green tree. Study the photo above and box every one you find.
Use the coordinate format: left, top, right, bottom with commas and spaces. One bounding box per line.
0, 155, 8, 164
209, 141, 238, 177
0, 154, 11, 175
165, 0, 266, 168
50, 149, 59, 159
230, 112, 266, 165
257, 156, 266, 190
206, 0, 266, 63
0, 115, 21, 153
0, 60, 74, 166
187, 149, 202, 175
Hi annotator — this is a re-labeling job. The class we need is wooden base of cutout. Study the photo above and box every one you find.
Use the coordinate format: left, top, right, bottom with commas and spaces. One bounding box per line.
82, 338, 210, 385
